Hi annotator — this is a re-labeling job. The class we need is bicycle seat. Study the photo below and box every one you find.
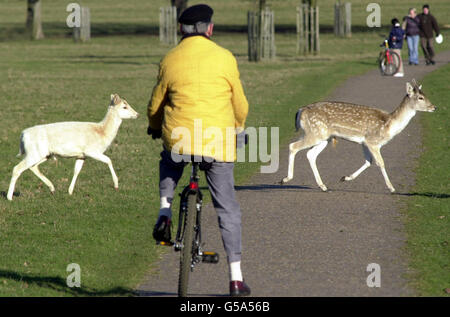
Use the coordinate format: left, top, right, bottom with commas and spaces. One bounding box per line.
189, 155, 214, 171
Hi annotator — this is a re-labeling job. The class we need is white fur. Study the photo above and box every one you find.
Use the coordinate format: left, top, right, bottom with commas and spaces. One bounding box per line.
7, 94, 138, 201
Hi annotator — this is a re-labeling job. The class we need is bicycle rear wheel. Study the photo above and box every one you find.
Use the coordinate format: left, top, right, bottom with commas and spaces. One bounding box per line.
379, 51, 400, 76
178, 192, 197, 297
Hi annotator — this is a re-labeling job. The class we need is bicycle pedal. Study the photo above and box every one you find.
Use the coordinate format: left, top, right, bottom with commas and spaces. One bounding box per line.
157, 240, 174, 247
202, 251, 219, 264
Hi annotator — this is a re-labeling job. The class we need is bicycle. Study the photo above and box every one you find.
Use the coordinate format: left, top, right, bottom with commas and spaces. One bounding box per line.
156, 133, 248, 297
160, 159, 219, 297
378, 39, 401, 76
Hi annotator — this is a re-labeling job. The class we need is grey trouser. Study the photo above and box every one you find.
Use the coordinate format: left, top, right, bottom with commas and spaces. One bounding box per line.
159, 150, 242, 263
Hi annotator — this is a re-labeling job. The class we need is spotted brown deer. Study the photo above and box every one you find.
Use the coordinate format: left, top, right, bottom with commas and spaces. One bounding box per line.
7, 94, 138, 201
281, 80, 436, 192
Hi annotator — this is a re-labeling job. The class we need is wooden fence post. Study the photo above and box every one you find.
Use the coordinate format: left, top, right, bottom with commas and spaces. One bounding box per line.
27, 0, 45, 40
248, 9, 275, 62
248, 11, 260, 61
315, 6, 320, 53
296, 6, 304, 54
344, 2, 351, 37
297, 4, 319, 55
260, 8, 276, 60
334, 1, 351, 37
159, 6, 177, 45
73, 6, 90, 42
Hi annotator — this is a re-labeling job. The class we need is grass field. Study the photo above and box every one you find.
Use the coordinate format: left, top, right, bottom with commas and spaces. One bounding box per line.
1, 0, 449, 39
0, 0, 448, 296
405, 64, 450, 296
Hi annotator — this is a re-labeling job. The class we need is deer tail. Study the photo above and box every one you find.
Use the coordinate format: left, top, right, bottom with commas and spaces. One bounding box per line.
295, 108, 303, 132
17, 133, 25, 157
331, 137, 338, 148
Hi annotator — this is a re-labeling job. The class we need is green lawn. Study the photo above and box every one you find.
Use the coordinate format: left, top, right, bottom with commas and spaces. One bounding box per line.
0, 0, 448, 296
1, 0, 449, 38
405, 64, 450, 297
0, 34, 376, 297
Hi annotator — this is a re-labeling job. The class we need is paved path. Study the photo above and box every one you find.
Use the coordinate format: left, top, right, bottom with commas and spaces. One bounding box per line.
137, 51, 449, 297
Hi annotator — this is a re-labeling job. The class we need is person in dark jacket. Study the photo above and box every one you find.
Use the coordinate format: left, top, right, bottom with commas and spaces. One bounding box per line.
388, 18, 405, 77
402, 8, 420, 65
418, 4, 440, 65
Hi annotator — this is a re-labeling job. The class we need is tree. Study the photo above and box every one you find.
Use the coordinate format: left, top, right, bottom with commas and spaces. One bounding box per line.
304, 0, 318, 6
26, 0, 44, 39
171, 0, 188, 19
259, 0, 266, 11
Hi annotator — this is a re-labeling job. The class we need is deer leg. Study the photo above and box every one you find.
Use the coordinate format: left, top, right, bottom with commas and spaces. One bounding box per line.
367, 145, 395, 193
87, 153, 119, 190
282, 144, 301, 184
341, 144, 373, 182
306, 140, 329, 191
7, 157, 46, 201
7, 159, 29, 200
282, 136, 320, 184
29, 159, 55, 193
68, 159, 85, 195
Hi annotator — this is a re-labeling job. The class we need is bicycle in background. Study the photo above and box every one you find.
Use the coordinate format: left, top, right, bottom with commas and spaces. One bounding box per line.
378, 39, 400, 76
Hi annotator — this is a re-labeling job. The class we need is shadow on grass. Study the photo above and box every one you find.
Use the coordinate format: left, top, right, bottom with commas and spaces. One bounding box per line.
62, 54, 163, 66
75, 54, 163, 59
0, 191, 19, 199
0, 269, 136, 296
0, 22, 392, 41
137, 290, 176, 296
66, 60, 144, 66
137, 289, 228, 297
354, 60, 379, 66
394, 192, 450, 199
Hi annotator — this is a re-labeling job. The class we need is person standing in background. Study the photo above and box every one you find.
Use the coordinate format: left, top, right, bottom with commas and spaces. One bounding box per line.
388, 18, 405, 77
418, 4, 440, 65
402, 8, 420, 65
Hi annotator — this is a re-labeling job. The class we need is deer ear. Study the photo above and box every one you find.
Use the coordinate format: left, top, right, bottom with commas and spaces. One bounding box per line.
406, 82, 414, 96
418, 84, 422, 90
113, 94, 122, 105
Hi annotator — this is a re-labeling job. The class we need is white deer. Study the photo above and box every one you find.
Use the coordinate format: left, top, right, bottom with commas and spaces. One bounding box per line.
7, 94, 139, 201
281, 80, 436, 193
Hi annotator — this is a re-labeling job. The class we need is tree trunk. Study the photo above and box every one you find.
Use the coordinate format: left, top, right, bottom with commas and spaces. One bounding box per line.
259, 0, 266, 12
171, 0, 188, 19
303, 0, 318, 6
258, 0, 267, 57
26, 0, 44, 40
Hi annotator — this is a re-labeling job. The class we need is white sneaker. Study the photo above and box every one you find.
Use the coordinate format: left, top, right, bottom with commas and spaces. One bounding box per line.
394, 72, 404, 77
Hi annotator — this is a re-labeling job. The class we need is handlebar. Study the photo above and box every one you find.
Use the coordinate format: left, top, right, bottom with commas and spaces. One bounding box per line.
379, 39, 389, 48
148, 126, 248, 149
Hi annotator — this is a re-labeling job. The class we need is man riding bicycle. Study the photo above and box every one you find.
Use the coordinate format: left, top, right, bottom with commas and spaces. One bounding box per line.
147, 4, 251, 297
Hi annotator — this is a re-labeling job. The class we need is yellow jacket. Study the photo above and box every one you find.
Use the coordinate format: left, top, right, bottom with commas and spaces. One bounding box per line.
148, 35, 249, 162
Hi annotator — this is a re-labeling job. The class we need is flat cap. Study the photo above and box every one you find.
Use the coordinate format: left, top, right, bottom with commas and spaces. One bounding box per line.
178, 4, 213, 25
